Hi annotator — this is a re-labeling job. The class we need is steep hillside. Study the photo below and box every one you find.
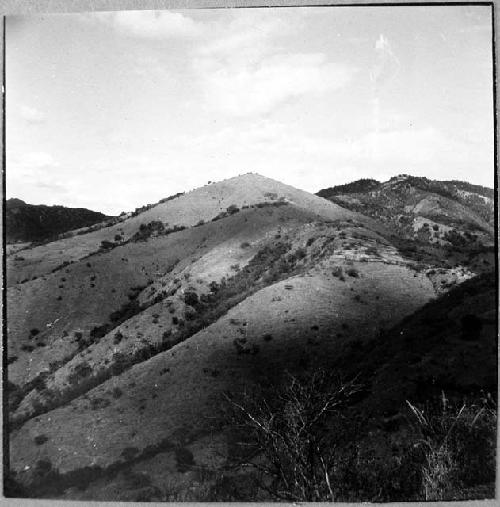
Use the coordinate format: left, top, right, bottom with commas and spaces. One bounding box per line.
331, 271, 497, 417
5, 174, 496, 501
5, 199, 109, 244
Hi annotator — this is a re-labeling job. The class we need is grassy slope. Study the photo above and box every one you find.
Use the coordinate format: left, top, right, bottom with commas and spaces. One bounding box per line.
6, 173, 367, 286
10, 223, 437, 495
7, 204, 321, 389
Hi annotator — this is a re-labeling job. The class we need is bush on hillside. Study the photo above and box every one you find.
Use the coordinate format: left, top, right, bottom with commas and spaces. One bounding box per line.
184, 291, 199, 307
347, 267, 359, 278
34, 434, 49, 445
407, 394, 496, 500
332, 266, 345, 281
224, 370, 361, 501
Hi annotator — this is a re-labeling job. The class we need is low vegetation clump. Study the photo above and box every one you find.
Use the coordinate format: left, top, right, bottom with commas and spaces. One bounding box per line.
130, 222, 186, 243
158, 192, 184, 205
347, 267, 359, 278
406, 394, 496, 500
33, 434, 49, 445
332, 266, 345, 281
100, 240, 117, 250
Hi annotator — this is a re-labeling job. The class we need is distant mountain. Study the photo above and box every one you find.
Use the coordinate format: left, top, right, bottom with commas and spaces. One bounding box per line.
316, 175, 494, 250
317, 178, 381, 197
6, 199, 110, 243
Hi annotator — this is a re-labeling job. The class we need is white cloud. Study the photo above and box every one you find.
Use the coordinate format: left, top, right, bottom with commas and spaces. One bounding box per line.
370, 33, 400, 91
190, 10, 355, 117
199, 12, 291, 62
20, 105, 45, 124
97, 10, 202, 39
15, 151, 57, 170
196, 52, 355, 117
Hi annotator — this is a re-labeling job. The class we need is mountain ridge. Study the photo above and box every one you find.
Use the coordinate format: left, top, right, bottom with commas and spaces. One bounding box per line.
6, 198, 110, 244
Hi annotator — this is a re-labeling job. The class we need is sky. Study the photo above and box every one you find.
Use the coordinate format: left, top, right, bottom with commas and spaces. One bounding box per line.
6, 5, 494, 215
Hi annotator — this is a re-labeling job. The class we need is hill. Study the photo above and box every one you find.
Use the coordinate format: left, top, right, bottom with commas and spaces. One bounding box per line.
5, 173, 496, 502
317, 174, 494, 242
5, 173, 372, 287
5, 199, 110, 244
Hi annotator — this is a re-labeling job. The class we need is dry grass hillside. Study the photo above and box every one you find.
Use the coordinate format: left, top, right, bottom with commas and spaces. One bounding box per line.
5, 174, 496, 501
6, 173, 368, 287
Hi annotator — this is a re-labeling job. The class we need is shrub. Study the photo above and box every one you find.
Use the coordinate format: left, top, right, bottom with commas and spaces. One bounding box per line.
100, 240, 116, 250
34, 434, 49, 445
240, 241, 250, 249
227, 204, 240, 214
347, 268, 359, 278
185, 307, 197, 321
121, 446, 140, 461
68, 362, 92, 385
111, 352, 128, 376
407, 394, 496, 500
30, 328, 40, 336
224, 370, 361, 501
184, 291, 199, 307
295, 247, 307, 260
89, 397, 111, 410
263, 333, 273, 342
332, 266, 345, 281
111, 387, 123, 399
21, 345, 34, 352
264, 192, 278, 199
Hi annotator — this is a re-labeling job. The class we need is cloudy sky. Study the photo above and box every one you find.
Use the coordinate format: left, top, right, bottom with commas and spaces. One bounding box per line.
6, 5, 494, 215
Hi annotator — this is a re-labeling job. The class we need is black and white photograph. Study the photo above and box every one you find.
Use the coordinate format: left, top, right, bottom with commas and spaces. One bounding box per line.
2, 1, 498, 502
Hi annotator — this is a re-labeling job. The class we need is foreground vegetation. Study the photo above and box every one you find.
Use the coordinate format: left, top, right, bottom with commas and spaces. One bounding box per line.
222, 369, 496, 502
